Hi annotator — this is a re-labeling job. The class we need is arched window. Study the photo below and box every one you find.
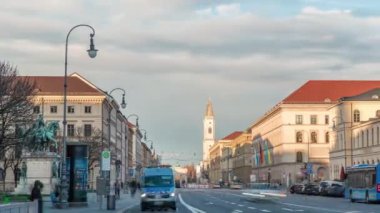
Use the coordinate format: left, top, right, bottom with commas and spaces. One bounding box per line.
354, 110, 360, 122
296, 132, 303, 143
311, 131, 317, 143
296, 152, 303, 163
208, 127, 212, 134
325, 132, 330, 143
376, 110, 380, 118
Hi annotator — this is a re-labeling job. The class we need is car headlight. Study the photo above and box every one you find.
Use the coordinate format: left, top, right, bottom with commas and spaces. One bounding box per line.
170, 192, 175, 197
141, 193, 146, 198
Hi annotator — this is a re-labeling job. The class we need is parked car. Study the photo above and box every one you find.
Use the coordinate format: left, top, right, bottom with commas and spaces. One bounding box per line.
319, 181, 344, 196
230, 182, 243, 190
326, 183, 345, 197
289, 183, 305, 194
303, 183, 320, 195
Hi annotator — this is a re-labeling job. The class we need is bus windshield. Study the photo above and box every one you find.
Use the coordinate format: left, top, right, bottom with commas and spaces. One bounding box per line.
144, 175, 173, 187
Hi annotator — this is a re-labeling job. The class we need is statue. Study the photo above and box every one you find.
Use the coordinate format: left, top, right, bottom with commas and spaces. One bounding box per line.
52, 159, 59, 178
21, 161, 27, 184
19, 114, 59, 153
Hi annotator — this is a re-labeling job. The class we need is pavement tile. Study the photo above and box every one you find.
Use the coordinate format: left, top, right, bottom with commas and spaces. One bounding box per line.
44, 191, 140, 213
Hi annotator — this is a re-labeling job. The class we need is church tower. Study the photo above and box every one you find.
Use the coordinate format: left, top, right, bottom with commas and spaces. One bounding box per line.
203, 99, 215, 161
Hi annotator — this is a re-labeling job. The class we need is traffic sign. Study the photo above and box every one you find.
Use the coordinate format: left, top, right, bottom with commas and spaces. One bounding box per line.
101, 151, 111, 171
306, 163, 313, 174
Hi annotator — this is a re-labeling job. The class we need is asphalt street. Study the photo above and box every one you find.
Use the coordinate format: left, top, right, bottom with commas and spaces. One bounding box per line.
126, 188, 380, 213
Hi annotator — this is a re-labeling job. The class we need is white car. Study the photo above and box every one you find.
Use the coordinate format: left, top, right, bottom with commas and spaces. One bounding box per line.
242, 183, 287, 201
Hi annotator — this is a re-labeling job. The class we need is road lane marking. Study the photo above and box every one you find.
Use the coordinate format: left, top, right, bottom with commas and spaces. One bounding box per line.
282, 208, 294, 212
260, 210, 271, 212
231, 202, 236, 205
279, 202, 344, 213
178, 194, 206, 213
248, 207, 256, 210
238, 204, 244, 207
232, 210, 243, 213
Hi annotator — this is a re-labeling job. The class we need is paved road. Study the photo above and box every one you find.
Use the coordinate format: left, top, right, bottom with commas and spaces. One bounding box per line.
127, 188, 380, 213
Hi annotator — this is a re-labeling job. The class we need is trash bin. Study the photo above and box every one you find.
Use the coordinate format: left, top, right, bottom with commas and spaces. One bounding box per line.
107, 195, 116, 210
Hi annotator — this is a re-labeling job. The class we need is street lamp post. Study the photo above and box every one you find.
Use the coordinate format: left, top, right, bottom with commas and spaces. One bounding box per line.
106, 88, 126, 209
127, 114, 139, 127
60, 24, 98, 208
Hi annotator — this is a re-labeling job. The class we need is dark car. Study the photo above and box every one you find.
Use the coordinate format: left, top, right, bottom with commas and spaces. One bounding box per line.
319, 181, 330, 196
304, 183, 320, 195
289, 184, 305, 194
326, 183, 345, 197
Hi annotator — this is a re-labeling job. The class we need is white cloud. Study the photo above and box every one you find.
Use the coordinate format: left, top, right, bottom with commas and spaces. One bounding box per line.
301, 6, 351, 16
215, 3, 241, 16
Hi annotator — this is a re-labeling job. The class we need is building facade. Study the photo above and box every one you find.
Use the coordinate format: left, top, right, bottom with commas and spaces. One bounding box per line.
231, 132, 252, 184
250, 80, 380, 186
329, 88, 380, 180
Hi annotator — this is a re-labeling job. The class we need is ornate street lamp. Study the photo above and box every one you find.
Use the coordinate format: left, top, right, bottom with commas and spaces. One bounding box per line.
60, 24, 97, 208
106, 88, 126, 209
127, 114, 139, 127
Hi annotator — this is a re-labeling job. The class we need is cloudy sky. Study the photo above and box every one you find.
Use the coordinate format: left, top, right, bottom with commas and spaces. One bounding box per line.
1, 0, 380, 165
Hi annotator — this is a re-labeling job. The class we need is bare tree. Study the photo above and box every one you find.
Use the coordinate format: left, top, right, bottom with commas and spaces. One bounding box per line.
0, 62, 36, 191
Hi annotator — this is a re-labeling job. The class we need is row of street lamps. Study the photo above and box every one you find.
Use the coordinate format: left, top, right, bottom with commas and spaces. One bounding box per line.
61, 24, 154, 209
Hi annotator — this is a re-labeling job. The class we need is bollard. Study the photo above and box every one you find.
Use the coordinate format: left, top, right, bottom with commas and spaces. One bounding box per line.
106, 195, 116, 210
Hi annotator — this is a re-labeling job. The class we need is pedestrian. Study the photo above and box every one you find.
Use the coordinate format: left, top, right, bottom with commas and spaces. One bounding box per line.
30, 180, 43, 213
130, 180, 137, 197
114, 181, 120, 199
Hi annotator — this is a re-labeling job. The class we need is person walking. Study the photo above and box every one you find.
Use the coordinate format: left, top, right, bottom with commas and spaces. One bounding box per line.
130, 180, 137, 198
31, 180, 43, 213
114, 180, 121, 199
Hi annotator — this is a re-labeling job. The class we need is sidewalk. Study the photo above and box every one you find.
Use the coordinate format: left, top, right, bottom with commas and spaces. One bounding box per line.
44, 191, 140, 213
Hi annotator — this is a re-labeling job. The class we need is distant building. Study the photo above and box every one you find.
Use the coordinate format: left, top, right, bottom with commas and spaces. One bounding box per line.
329, 88, 380, 180
230, 132, 252, 184
201, 99, 215, 182
249, 80, 380, 186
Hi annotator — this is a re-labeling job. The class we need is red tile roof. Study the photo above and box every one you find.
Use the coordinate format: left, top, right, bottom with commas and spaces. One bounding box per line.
25, 76, 104, 96
222, 131, 243, 140
283, 80, 380, 103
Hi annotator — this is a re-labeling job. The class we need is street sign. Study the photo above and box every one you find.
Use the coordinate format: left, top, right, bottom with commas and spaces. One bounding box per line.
101, 151, 111, 171
306, 163, 313, 174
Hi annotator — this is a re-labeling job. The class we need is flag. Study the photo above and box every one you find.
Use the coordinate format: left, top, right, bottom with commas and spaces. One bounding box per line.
265, 140, 272, 165
253, 147, 259, 166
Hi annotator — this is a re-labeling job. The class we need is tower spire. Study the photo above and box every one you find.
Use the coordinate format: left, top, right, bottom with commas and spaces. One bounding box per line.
205, 99, 214, 117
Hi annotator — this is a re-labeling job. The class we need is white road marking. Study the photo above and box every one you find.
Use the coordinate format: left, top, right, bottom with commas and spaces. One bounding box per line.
238, 204, 244, 207
279, 202, 344, 213
261, 210, 271, 212
232, 210, 243, 213
282, 208, 294, 212
295, 210, 304, 212
248, 207, 256, 210
178, 194, 207, 213
231, 202, 236, 205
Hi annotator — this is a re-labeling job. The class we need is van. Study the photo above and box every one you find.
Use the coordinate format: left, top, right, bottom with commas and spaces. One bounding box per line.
140, 166, 176, 211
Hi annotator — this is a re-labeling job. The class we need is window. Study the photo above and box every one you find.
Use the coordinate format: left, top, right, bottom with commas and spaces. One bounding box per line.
353, 110, 360, 122
325, 132, 330, 143
311, 131, 317, 143
84, 124, 92, 137
67, 124, 75, 137
371, 128, 374, 146
50, 106, 57, 113
68, 106, 75, 114
296, 152, 303, 163
296, 131, 303, 143
366, 130, 369, 147
325, 115, 329, 124
361, 131, 364, 148
310, 115, 317, 125
377, 110, 380, 118
208, 127, 212, 134
377, 127, 380, 145
296, 115, 303, 124
33, 106, 40, 114
85, 106, 92, 114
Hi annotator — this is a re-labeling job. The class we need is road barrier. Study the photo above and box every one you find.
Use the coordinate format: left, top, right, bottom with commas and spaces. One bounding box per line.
0, 200, 38, 213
